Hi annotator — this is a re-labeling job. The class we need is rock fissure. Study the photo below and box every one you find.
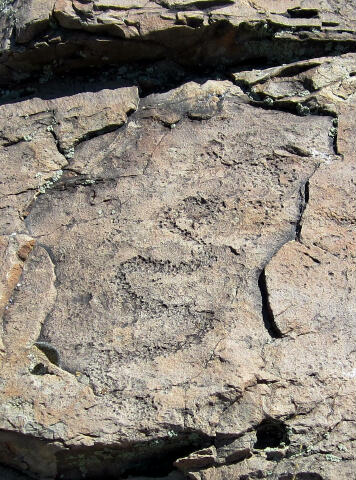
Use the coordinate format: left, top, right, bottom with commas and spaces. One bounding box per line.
295, 179, 310, 242
54, 431, 214, 479
258, 268, 283, 339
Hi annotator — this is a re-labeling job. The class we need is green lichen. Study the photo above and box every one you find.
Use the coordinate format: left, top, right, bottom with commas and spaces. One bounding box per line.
328, 126, 337, 137
296, 103, 310, 116
263, 96, 274, 106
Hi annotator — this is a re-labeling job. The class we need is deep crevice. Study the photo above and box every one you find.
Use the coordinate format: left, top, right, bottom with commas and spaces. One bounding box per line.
157, 0, 234, 10
254, 419, 290, 449
56, 432, 213, 479
295, 180, 310, 241
0, 462, 34, 480
0, 429, 212, 479
34, 341, 60, 366
287, 8, 319, 19
258, 269, 283, 339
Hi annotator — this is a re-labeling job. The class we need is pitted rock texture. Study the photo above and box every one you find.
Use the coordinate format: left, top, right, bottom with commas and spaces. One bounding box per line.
0, 2, 355, 480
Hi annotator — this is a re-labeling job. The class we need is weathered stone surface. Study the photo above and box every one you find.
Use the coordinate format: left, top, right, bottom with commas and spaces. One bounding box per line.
1, 0, 356, 86
0, 2, 355, 480
233, 52, 356, 116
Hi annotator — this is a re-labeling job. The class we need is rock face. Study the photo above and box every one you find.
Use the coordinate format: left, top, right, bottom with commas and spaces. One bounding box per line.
0, 1, 355, 480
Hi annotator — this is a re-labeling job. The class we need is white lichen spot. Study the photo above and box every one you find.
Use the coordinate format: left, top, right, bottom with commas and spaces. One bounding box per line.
37, 170, 63, 195
337, 444, 348, 452
64, 147, 75, 159
310, 149, 333, 164
51, 170, 63, 182
128, 121, 141, 129
23, 133, 34, 142
325, 454, 342, 463
299, 90, 311, 97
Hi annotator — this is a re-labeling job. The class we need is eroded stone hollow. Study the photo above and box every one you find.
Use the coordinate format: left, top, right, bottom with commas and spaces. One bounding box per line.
0, 1, 355, 480
254, 419, 289, 450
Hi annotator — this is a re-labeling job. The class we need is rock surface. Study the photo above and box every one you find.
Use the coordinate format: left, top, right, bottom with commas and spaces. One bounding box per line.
1, 0, 356, 87
0, 1, 355, 479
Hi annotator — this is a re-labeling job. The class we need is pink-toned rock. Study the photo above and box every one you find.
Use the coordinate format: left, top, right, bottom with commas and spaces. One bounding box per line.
0, 2, 355, 479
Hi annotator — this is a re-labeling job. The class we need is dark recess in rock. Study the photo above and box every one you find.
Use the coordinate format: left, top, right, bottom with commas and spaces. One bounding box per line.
258, 270, 283, 339
287, 8, 320, 19
34, 341, 60, 366
31, 362, 50, 375
55, 432, 213, 480
295, 180, 310, 241
279, 473, 324, 480
254, 419, 289, 449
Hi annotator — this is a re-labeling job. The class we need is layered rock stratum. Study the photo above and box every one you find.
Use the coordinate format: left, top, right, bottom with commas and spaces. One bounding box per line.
0, 1, 355, 479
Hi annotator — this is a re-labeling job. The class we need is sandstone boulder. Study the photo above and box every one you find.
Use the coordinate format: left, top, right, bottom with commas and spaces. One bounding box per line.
0, 2, 355, 479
